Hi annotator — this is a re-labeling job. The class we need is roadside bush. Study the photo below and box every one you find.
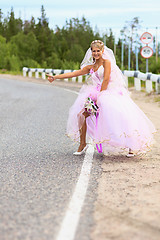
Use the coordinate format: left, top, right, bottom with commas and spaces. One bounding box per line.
61, 59, 80, 70
0, 36, 10, 69
46, 52, 62, 69
21, 59, 41, 69
5, 55, 20, 71
149, 58, 160, 74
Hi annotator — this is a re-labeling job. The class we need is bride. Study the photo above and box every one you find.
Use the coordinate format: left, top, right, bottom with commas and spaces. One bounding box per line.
47, 40, 156, 157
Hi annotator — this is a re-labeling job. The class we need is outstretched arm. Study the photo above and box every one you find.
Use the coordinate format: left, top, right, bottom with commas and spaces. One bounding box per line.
100, 60, 111, 91
46, 66, 90, 83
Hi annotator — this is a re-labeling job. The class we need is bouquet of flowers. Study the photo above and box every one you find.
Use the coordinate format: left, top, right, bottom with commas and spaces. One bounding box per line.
84, 97, 102, 153
84, 97, 99, 117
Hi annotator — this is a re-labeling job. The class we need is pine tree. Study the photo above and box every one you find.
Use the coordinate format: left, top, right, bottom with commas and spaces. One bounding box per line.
0, 9, 4, 36
35, 5, 54, 64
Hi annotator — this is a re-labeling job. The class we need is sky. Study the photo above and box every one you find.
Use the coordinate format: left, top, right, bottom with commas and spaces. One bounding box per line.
1, 0, 160, 41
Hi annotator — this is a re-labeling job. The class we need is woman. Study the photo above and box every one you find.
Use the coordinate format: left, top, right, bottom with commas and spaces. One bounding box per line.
47, 40, 156, 157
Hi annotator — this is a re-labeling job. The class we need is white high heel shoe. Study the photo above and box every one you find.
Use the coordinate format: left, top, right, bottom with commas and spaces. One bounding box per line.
126, 152, 135, 157
73, 145, 88, 156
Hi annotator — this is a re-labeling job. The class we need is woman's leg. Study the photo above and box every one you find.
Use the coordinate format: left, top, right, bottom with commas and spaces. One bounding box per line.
77, 112, 89, 152
77, 119, 87, 152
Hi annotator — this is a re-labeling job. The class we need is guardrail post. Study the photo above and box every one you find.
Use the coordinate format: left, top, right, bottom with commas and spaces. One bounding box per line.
28, 69, 32, 78
134, 78, 141, 91
124, 76, 128, 88
35, 69, 39, 78
156, 81, 160, 94
146, 80, 153, 93
50, 71, 53, 76
72, 77, 76, 82
78, 76, 82, 83
42, 69, 46, 79
23, 68, 27, 77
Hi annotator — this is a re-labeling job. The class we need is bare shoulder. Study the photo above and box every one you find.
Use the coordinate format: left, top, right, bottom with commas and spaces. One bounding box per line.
81, 65, 93, 74
103, 59, 111, 67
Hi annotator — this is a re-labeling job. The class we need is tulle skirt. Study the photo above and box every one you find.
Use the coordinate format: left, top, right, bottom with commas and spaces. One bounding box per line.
66, 84, 156, 154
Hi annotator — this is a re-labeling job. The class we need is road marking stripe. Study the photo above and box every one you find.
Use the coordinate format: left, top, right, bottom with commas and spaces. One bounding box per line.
54, 86, 79, 95
56, 144, 94, 240
62, 88, 79, 95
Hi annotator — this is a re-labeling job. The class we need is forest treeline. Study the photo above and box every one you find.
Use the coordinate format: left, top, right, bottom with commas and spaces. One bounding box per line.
0, 6, 160, 73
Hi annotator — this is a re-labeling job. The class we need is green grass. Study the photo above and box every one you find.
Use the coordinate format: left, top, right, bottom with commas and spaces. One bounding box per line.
0, 69, 22, 75
141, 89, 146, 93
152, 82, 156, 91
154, 96, 160, 102
141, 81, 146, 88
128, 77, 134, 87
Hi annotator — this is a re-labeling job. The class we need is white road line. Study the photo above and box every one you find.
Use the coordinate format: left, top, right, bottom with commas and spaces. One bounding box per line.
62, 88, 79, 95
56, 144, 94, 240
54, 85, 79, 95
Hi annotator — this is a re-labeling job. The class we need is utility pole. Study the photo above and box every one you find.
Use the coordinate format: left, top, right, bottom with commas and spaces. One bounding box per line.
128, 41, 131, 70
135, 45, 139, 71
135, 29, 139, 71
103, 35, 106, 46
114, 38, 116, 56
156, 27, 158, 63
121, 38, 124, 70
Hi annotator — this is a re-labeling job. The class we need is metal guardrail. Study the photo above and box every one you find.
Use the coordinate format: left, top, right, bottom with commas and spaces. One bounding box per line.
122, 70, 160, 93
23, 67, 160, 93
123, 70, 160, 82
22, 67, 84, 83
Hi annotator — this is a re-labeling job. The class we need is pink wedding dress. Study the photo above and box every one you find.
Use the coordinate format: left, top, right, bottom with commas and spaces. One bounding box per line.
67, 65, 156, 154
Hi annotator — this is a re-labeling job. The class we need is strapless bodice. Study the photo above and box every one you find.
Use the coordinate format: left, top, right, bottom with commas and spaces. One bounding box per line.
90, 64, 127, 91
90, 65, 104, 88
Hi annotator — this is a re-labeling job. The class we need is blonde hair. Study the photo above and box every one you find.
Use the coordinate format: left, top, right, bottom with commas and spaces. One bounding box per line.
90, 40, 104, 51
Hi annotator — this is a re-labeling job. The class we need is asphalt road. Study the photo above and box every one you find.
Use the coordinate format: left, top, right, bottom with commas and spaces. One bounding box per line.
0, 78, 102, 240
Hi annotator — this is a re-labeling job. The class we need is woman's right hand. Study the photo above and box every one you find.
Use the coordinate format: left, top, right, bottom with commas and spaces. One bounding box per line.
83, 111, 90, 118
46, 74, 56, 83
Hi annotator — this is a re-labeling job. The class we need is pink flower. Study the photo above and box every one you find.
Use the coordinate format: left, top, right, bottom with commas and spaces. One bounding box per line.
90, 68, 94, 74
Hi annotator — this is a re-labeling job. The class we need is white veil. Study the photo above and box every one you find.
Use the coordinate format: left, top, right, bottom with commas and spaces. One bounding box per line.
80, 46, 116, 69
80, 45, 127, 88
